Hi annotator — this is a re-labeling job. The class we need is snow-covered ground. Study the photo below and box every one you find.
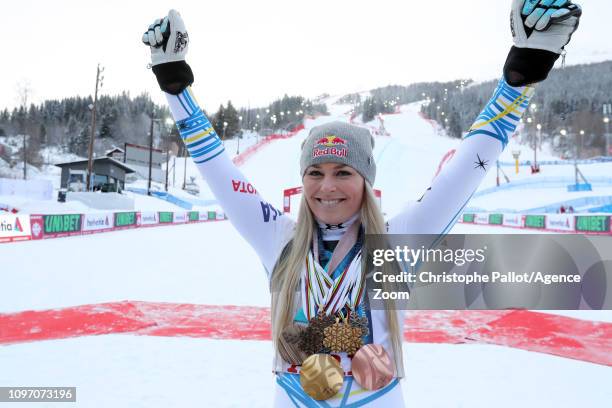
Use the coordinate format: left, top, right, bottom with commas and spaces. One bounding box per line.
1, 97, 611, 407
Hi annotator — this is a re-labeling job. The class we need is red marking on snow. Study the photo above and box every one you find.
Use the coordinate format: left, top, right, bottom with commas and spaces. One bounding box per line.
233, 124, 305, 167
1, 302, 610, 366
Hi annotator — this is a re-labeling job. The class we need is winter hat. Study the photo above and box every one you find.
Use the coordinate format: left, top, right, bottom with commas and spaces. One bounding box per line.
300, 121, 376, 185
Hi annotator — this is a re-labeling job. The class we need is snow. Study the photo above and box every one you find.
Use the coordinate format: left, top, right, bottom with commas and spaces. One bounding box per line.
0, 337, 610, 408
2, 93, 611, 407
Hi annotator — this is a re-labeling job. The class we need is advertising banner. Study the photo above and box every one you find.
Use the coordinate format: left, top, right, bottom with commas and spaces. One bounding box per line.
502, 213, 522, 227
173, 212, 187, 224
545, 214, 575, 232
462, 214, 475, 223
188, 211, 199, 222
82, 213, 114, 234
0, 214, 32, 243
575, 215, 610, 233
207, 211, 216, 220
474, 213, 489, 225
525, 215, 546, 229
216, 211, 225, 220
488, 214, 503, 225
30, 214, 82, 240
139, 211, 159, 226
114, 212, 137, 230
159, 212, 173, 224
199, 211, 209, 222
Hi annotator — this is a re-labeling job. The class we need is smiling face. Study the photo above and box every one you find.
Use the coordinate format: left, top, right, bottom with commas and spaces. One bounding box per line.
303, 162, 365, 225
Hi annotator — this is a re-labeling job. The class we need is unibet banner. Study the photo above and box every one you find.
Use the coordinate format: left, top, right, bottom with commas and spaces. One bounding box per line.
82, 213, 113, 232
525, 215, 546, 229
0, 214, 31, 243
463, 214, 475, 223
44, 214, 82, 235
188, 211, 199, 222
576, 215, 610, 233
207, 211, 216, 220
159, 212, 173, 223
488, 214, 503, 225
140, 211, 159, 226
114, 212, 137, 228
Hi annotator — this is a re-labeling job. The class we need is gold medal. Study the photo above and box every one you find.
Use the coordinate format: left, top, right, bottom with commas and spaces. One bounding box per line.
300, 354, 344, 400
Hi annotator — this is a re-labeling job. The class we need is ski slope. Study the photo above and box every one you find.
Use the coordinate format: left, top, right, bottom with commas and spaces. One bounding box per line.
1, 99, 611, 407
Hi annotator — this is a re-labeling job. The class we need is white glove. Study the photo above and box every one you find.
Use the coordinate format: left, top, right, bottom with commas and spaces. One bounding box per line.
142, 9, 189, 66
511, 0, 582, 54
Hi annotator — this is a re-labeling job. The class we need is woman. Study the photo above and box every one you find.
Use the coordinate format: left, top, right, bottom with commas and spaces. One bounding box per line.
142, 1, 581, 406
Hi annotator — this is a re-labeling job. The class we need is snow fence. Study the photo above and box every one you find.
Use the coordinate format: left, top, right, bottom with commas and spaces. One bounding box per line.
0, 210, 227, 244
460, 212, 612, 235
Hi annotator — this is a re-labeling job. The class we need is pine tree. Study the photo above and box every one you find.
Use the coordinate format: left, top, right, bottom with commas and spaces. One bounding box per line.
212, 105, 226, 139
224, 101, 240, 138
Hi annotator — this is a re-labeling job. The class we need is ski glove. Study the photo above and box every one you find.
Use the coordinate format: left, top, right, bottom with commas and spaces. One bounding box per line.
511, 0, 582, 54
504, 0, 582, 87
142, 9, 194, 95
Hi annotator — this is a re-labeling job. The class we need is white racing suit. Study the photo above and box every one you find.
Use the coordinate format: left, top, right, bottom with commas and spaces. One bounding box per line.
163, 77, 534, 407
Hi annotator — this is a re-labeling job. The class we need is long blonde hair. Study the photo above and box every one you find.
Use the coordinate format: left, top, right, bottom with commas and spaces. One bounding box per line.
270, 182, 404, 375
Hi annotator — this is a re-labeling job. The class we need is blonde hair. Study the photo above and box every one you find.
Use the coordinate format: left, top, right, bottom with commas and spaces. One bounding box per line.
270, 182, 404, 375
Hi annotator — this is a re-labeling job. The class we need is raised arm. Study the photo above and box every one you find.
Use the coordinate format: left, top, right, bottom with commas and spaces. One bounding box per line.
142, 10, 294, 276
388, 0, 581, 237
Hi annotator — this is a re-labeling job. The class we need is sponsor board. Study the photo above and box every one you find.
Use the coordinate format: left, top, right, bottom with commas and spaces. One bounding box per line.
139, 211, 159, 226
216, 211, 225, 220
545, 214, 575, 232
575, 215, 610, 233
114, 212, 137, 229
502, 214, 522, 227
188, 211, 199, 222
199, 211, 209, 222
173, 212, 187, 224
0, 214, 31, 243
207, 211, 216, 220
462, 214, 475, 223
488, 214, 503, 225
474, 213, 489, 225
82, 213, 114, 233
30, 214, 83, 240
159, 212, 173, 223
525, 215, 546, 229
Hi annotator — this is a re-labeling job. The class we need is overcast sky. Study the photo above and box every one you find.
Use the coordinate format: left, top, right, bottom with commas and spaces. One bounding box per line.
2, 0, 610, 113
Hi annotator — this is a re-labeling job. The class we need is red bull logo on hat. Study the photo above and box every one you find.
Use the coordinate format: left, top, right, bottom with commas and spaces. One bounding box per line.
312, 135, 348, 158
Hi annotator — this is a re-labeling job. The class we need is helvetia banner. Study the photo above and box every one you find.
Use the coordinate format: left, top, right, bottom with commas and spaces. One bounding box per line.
502, 213, 522, 227
0, 213, 32, 243
545, 214, 575, 232
173, 212, 187, 224
82, 213, 114, 233
139, 211, 159, 226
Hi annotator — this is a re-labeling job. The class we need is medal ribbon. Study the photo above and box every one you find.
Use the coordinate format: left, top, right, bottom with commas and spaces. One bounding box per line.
302, 220, 365, 320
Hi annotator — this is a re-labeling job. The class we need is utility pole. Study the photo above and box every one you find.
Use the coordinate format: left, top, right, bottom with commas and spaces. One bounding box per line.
86, 64, 104, 191
17, 82, 30, 180
165, 150, 170, 191
147, 118, 156, 196
604, 104, 611, 157
183, 147, 187, 190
